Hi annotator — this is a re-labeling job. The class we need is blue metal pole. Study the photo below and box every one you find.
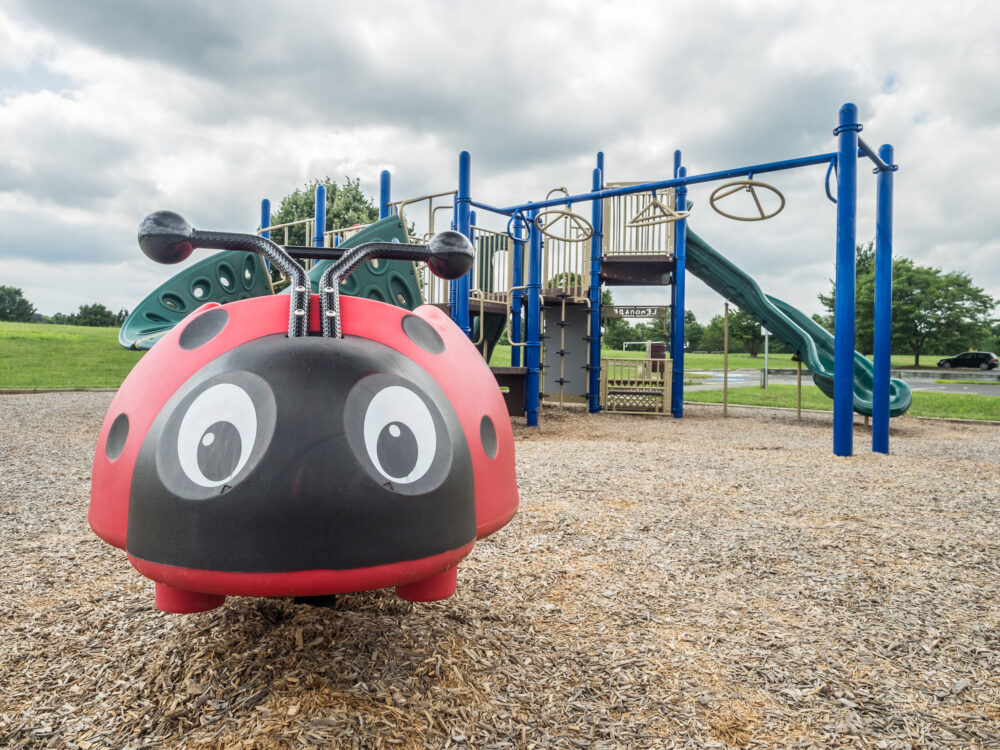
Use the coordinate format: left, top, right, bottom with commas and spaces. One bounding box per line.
671, 167, 688, 417
453, 151, 473, 337
673, 149, 681, 178
260, 198, 271, 272
858, 137, 893, 172
833, 103, 860, 457
470, 209, 478, 340
313, 184, 326, 247
588, 162, 604, 413
873, 144, 894, 454
260, 199, 271, 239
379, 170, 391, 220
525, 208, 542, 427
511, 214, 525, 367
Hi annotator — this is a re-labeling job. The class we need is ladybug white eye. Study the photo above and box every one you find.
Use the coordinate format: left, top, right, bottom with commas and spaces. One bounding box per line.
363, 385, 436, 484
176, 383, 258, 488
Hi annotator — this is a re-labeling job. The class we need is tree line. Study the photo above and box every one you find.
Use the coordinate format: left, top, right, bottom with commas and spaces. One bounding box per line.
815, 242, 997, 365
602, 299, 775, 355
602, 242, 998, 364
0, 287, 126, 327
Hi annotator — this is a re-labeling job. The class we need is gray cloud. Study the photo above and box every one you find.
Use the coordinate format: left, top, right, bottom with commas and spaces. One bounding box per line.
2, 0, 999, 323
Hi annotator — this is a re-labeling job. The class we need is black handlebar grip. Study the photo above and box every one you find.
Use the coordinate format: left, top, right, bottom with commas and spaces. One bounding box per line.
137, 210, 196, 264
426, 230, 475, 280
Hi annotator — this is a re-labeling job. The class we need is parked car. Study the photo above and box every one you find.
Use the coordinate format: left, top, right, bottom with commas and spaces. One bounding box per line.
937, 351, 999, 369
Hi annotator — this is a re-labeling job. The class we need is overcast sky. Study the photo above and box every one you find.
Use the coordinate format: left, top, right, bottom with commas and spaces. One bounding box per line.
3, 0, 999, 325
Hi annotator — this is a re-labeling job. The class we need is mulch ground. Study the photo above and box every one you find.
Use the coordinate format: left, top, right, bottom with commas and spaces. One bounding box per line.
0, 393, 997, 749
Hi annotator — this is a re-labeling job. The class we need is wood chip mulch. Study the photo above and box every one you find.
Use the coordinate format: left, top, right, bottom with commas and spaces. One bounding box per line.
0, 393, 997, 749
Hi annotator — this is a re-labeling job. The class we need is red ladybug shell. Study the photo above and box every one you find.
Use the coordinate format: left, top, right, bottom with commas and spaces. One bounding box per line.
90, 295, 518, 595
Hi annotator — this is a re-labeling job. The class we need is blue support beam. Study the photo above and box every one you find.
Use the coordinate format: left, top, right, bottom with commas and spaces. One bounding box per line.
525, 208, 542, 427
858, 137, 894, 172
379, 170, 391, 220
872, 143, 895, 454
453, 151, 473, 337
260, 198, 271, 272
588, 159, 604, 413
260, 199, 271, 239
313, 184, 326, 248
671, 167, 688, 417
833, 103, 861, 457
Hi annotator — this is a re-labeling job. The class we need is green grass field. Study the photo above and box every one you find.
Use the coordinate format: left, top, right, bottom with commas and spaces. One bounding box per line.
491, 346, 945, 371
684, 384, 1000, 421
1, 322, 987, 423
1, 322, 144, 388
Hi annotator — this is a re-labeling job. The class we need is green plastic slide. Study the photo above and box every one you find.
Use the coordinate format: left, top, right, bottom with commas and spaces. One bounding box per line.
684, 228, 912, 417
119, 216, 423, 350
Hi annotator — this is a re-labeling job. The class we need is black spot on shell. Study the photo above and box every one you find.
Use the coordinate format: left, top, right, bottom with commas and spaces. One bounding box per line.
179, 308, 229, 350
401, 314, 445, 354
480, 415, 498, 459
106, 413, 129, 460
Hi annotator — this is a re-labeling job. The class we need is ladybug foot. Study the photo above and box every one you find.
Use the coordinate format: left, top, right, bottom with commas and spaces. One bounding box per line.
155, 583, 226, 613
395, 566, 458, 602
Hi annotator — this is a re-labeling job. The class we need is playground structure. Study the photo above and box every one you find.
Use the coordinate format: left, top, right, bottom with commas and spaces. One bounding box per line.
120, 103, 906, 457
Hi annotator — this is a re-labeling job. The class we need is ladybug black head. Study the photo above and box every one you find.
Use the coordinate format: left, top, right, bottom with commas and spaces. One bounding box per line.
124, 331, 476, 573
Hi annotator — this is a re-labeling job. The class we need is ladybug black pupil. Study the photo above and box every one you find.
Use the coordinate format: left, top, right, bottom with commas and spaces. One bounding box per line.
376, 421, 418, 480
197, 421, 242, 482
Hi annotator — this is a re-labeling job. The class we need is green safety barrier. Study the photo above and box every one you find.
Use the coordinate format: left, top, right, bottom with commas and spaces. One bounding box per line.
119, 251, 272, 350
305, 217, 421, 308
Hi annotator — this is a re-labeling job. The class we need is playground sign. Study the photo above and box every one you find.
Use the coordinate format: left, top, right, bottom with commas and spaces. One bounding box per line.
604, 305, 669, 319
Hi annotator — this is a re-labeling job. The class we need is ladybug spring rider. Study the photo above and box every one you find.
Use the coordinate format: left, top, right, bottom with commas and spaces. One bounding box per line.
89, 211, 519, 613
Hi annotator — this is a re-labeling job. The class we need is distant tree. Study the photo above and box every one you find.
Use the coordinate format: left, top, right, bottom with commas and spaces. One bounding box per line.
730, 308, 764, 356
697, 308, 763, 354
72, 303, 118, 327
0, 286, 37, 322
267, 177, 378, 247
766, 335, 790, 354
683, 309, 704, 351
545, 271, 586, 292
981, 320, 1000, 353
600, 289, 633, 350
819, 243, 996, 365
265, 177, 379, 285
811, 313, 833, 332
700, 314, 726, 352
115, 307, 129, 325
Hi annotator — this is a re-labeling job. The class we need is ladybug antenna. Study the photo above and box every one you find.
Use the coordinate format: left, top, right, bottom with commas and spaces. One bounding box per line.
137, 211, 311, 337
319, 231, 474, 338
